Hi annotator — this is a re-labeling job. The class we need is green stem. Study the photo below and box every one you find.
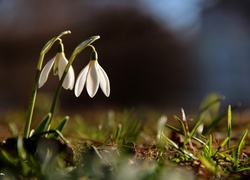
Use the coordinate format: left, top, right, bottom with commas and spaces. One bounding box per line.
49, 36, 100, 122
50, 71, 67, 117
49, 51, 77, 118
88, 45, 96, 51
24, 68, 41, 138
24, 30, 71, 138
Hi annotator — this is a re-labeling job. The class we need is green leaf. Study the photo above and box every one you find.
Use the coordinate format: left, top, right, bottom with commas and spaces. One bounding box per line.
174, 115, 187, 140
61, 35, 100, 75
17, 136, 31, 175
165, 124, 206, 146
8, 122, 18, 137
203, 104, 240, 135
237, 167, 250, 172
115, 123, 122, 143
213, 137, 230, 157
52, 130, 69, 143
0, 150, 18, 166
208, 135, 213, 156
33, 113, 52, 135
32, 130, 69, 143
199, 154, 217, 174
41, 30, 71, 54
161, 133, 179, 149
235, 129, 248, 169
123, 119, 141, 143
190, 118, 204, 140
48, 116, 69, 138
72, 35, 100, 57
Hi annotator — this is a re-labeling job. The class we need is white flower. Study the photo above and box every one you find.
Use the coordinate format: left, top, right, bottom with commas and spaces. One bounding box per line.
74, 59, 110, 98
39, 52, 75, 90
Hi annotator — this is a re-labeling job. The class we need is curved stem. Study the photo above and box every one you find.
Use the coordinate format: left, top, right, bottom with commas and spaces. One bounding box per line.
49, 36, 100, 122
88, 44, 96, 51
24, 31, 71, 138
24, 68, 41, 138
49, 70, 68, 117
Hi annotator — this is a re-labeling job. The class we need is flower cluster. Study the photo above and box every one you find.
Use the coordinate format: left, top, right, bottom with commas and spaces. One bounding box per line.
24, 32, 109, 139
38, 42, 110, 98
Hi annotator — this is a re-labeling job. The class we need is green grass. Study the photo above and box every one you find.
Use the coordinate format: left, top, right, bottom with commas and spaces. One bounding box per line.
0, 93, 250, 179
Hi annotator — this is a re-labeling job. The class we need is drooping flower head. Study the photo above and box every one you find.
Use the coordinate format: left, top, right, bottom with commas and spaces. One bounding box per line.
39, 42, 75, 90
74, 49, 110, 97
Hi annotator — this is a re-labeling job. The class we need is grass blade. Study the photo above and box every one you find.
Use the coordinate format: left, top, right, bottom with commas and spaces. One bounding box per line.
174, 115, 187, 143
190, 118, 204, 140
165, 124, 206, 146
234, 129, 248, 169
161, 133, 179, 149
199, 154, 218, 175
208, 135, 213, 156
227, 105, 232, 150
115, 123, 122, 144
213, 137, 230, 157
203, 104, 240, 135
180, 108, 193, 149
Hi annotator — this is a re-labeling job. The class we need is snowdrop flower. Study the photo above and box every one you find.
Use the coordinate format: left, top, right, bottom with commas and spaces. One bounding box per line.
74, 50, 110, 97
39, 42, 75, 90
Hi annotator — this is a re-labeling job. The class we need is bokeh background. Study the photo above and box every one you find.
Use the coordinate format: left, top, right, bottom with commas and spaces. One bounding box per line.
1, 0, 250, 113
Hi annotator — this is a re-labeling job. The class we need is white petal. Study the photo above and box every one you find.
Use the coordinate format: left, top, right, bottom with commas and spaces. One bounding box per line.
38, 57, 55, 88
98, 62, 110, 97
66, 66, 75, 90
74, 64, 90, 97
86, 61, 99, 98
58, 53, 75, 90
53, 53, 60, 75
57, 53, 67, 78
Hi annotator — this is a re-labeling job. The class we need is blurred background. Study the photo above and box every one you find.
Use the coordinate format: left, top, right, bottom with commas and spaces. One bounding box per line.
1, 0, 250, 114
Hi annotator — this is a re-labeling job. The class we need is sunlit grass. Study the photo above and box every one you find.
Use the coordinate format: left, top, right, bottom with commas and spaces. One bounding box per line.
0, 93, 250, 179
